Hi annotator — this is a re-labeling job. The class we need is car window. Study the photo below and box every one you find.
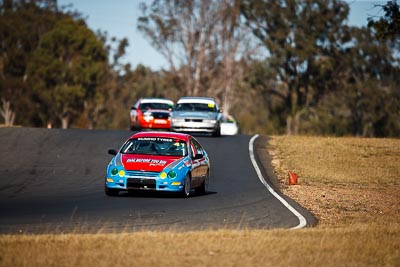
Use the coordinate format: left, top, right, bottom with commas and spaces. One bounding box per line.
175, 103, 217, 112
139, 102, 173, 111
190, 138, 204, 157
120, 137, 187, 156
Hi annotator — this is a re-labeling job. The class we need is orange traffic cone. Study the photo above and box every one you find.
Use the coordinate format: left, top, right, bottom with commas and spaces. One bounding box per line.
288, 171, 298, 185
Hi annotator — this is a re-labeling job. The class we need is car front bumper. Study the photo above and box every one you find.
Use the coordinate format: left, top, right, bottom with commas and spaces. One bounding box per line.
105, 176, 184, 192
171, 121, 219, 133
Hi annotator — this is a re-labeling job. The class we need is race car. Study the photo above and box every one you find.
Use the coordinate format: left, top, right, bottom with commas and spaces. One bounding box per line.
130, 98, 174, 130
170, 97, 223, 137
105, 131, 210, 197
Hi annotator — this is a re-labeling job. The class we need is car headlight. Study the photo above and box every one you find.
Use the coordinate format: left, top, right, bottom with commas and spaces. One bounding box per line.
111, 168, 118, 175
143, 112, 154, 121
168, 171, 177, 179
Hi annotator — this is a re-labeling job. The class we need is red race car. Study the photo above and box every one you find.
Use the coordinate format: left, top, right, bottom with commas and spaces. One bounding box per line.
130, 98, 174, 130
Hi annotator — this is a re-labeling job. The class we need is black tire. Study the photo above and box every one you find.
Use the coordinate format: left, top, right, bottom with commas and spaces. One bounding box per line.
212, 126, 221, 137
135, 120, 141, 131
105, 185, 119, 197
195, 170, 209, 195
181, 174, 191, 198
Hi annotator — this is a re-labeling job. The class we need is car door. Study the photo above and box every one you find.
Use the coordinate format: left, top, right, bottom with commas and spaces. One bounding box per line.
189, 138, 208, 187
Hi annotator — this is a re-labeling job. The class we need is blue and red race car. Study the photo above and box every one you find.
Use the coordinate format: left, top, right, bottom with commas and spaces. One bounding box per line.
105, 131, 210, 197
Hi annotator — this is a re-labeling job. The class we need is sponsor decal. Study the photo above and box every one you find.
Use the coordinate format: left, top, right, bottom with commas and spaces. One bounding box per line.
138, 137, 173, 142
165, 157, 184, 169
126, 158, 167, 166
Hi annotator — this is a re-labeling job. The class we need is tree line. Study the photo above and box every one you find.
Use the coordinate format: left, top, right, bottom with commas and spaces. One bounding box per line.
0, 0, 399, 137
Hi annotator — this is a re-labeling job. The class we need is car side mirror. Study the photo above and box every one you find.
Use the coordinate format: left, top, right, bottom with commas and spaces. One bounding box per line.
108, 149, 118, 155
192, 153, 203, 160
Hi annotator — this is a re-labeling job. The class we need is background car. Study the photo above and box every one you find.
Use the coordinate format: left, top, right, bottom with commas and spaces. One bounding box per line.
170, 97, 223, 137
220, 115, 239, 135
105, 131, 210, 197
130, 98, 174, 130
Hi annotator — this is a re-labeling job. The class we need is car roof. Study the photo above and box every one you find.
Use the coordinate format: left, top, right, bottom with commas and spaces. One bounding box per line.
139, 98, 174, 104
129, 131, 191, 141
177, 97, 217, 104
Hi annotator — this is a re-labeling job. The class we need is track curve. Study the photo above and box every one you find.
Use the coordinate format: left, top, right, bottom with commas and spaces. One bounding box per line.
0, 128, 316, 233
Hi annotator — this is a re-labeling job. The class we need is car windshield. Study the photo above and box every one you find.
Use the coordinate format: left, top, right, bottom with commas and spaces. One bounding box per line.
139, 102, 173, 111
120, 137, 187, 156
175, 103, 217, 112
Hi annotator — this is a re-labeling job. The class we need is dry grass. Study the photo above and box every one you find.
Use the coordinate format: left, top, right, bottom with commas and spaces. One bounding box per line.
268, 136, 400, 226
1, 223, 399, 267
269, 136, 400, 186
1, 136, 399, 267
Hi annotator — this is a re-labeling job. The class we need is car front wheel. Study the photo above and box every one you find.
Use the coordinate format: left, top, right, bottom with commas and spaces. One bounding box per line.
212, 126, 221, 137
105, 184, 119, 197
182, 174, 191, 198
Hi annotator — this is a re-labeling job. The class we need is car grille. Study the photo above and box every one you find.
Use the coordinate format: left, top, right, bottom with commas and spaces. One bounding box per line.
152, 112, 169, 119
185, 118, 203, 122
127, 178, 156, 189
126, 170, 159, 178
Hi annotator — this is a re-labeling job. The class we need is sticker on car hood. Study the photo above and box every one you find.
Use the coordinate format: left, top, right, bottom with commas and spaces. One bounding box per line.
122, 155, 180, 172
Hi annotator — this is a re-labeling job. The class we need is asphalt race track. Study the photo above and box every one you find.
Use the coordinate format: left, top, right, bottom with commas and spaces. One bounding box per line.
0, 127, 316, 233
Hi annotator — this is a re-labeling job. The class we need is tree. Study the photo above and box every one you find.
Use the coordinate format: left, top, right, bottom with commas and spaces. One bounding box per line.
27, 17, 108, 128
368, 0, 400, 43
207, 0, 257, 113
0, 0, 69, 126
138, 0, 219, 96
137, 0, 255, 113
338, 27, 399, 137
241, 0, 351, 134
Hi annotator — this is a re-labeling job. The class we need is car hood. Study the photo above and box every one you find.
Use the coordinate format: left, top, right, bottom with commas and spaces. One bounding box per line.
120, 154, 181, 172
172, 111, 217, 119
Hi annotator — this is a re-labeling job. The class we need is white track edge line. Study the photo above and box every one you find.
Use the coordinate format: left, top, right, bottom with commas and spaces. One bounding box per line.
249, 134, 307, 230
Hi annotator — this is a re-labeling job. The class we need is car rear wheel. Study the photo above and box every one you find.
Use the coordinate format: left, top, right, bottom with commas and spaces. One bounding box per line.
105, 185, 119, 197
182, 174, 191, 198
195, 170, 209, 195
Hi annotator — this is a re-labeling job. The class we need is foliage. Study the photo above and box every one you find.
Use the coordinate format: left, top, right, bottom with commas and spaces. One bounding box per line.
240, 0, 352, 135
0, 0, 69, 126
368, 0, 400, 43
27, 17, 108, 128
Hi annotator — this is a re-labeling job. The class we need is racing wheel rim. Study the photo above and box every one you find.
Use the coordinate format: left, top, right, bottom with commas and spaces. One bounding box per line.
183, 175, 191, 197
